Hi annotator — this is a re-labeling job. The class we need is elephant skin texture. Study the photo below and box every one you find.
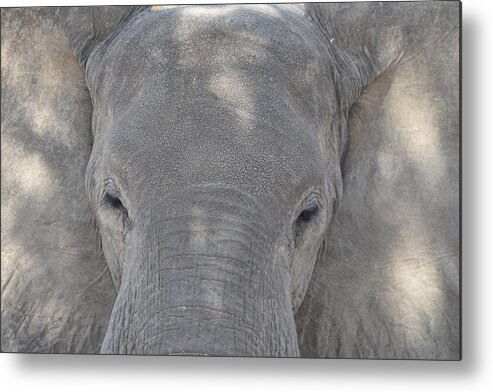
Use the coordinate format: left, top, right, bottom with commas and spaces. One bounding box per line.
1, 2, 460, 359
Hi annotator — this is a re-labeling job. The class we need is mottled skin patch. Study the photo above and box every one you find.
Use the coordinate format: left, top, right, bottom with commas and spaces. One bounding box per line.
1, 3, 459, 358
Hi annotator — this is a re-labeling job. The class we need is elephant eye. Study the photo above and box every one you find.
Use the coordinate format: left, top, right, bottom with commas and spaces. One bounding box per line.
102, 191, 126, 212
296, 206, 319, 224
293, 204, 320, 246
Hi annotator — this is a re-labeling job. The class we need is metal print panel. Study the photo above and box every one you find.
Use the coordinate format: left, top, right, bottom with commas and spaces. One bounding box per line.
1, 1, 460, 359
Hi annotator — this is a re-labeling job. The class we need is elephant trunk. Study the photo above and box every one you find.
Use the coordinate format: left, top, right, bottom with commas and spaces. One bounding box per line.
100, 203, 299, 356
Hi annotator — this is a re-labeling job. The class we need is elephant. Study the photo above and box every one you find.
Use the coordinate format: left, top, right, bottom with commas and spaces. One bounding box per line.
1, 2, 460, 359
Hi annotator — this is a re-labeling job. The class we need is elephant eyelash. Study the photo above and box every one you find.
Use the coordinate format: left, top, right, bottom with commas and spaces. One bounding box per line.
100, 184, 128, 215
296, 205, 320, 224
103, 191, 125, 210
101, 190, 129, 231
292, 193, 323, 248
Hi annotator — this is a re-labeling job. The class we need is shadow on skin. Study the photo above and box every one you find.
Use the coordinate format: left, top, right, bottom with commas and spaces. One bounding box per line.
1, 11, 115, 353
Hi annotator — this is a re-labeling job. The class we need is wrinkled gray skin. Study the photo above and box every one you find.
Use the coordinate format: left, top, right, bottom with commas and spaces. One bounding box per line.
1, 3, 460, 358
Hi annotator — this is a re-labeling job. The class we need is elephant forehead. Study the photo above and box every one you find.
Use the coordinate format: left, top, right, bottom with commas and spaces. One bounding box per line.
92, 6, 333, 202
105, 98, 325, 204
93, 5, 332, 120
110, 5, 323, 69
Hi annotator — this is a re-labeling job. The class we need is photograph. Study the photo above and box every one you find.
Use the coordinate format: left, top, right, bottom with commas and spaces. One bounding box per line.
1, 1, 460, 360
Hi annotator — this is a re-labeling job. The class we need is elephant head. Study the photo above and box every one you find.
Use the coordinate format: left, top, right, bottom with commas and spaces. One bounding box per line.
1, 3, 460, 358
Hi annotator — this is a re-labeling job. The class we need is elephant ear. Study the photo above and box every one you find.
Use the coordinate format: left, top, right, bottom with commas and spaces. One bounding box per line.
1, 6, 140, 353
296, 2, 460, 359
